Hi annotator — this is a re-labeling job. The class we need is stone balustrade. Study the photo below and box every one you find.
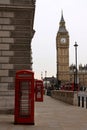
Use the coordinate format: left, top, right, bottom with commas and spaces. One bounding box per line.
51, 90, 78, 106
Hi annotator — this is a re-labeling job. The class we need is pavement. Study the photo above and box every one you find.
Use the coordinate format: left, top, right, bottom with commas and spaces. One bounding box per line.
0, 95, 87, 130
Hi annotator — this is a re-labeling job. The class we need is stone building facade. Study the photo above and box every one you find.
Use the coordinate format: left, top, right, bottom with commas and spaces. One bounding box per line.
70, 64, 87, 88
0, 0, 36, 113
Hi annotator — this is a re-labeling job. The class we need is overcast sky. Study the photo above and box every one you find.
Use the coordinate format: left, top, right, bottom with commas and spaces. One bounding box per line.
32, 0, 87, 79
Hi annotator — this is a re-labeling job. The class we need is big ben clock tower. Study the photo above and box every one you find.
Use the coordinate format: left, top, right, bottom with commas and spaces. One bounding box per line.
56, 12, 70, 85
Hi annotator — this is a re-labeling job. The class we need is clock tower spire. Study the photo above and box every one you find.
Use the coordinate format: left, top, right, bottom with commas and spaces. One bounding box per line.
58, 11, 68, 33
56, 12, 70, 86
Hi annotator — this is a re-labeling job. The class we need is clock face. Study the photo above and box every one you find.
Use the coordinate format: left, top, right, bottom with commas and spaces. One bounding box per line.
60, 38, 66, 43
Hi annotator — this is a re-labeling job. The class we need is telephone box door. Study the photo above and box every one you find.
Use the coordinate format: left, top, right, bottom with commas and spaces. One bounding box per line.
35, 80, 43, 102
15, 70, 34, 124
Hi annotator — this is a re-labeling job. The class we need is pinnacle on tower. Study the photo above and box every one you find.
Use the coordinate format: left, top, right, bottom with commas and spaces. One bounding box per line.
60, 10, 65, 22
58, 11, 68, 33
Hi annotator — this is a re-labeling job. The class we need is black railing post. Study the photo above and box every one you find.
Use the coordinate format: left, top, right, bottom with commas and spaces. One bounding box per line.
82, 96, 84, 108
78, 96, 80, 107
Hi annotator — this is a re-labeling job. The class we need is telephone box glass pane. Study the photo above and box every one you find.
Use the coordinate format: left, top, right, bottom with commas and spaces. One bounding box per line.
19, 81, 31, 117
37, 86, 41, 98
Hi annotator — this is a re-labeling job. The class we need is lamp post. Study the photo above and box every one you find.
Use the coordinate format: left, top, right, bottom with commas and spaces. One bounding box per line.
45, 71, 47, 89
73, 66, 76, 91
74, 42, 78, 90
41, 71, 43, 80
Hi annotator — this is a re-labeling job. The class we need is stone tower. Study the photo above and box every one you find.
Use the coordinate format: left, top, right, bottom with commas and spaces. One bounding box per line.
56, 12, 69, 85
0, 0, 36, 113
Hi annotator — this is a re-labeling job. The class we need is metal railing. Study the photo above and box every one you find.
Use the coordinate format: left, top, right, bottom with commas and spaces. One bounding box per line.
78, 92, 87, 108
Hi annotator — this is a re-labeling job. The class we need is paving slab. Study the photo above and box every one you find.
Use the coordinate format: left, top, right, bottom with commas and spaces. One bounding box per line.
0, 95, 87, 130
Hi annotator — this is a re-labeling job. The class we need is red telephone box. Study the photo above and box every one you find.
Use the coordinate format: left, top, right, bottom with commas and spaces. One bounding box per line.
14, 70, 34, 124
35, 80, 43, 102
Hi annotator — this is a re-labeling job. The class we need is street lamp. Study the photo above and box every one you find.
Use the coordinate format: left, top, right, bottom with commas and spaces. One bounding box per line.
74, 42, 78, 90
45, 71, 47, 89
41, 71, 43, 80
73, 65, 76, 91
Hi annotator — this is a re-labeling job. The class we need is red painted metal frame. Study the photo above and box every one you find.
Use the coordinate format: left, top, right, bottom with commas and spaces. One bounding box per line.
35, 80, 43, 102
14, 70, 34, 124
